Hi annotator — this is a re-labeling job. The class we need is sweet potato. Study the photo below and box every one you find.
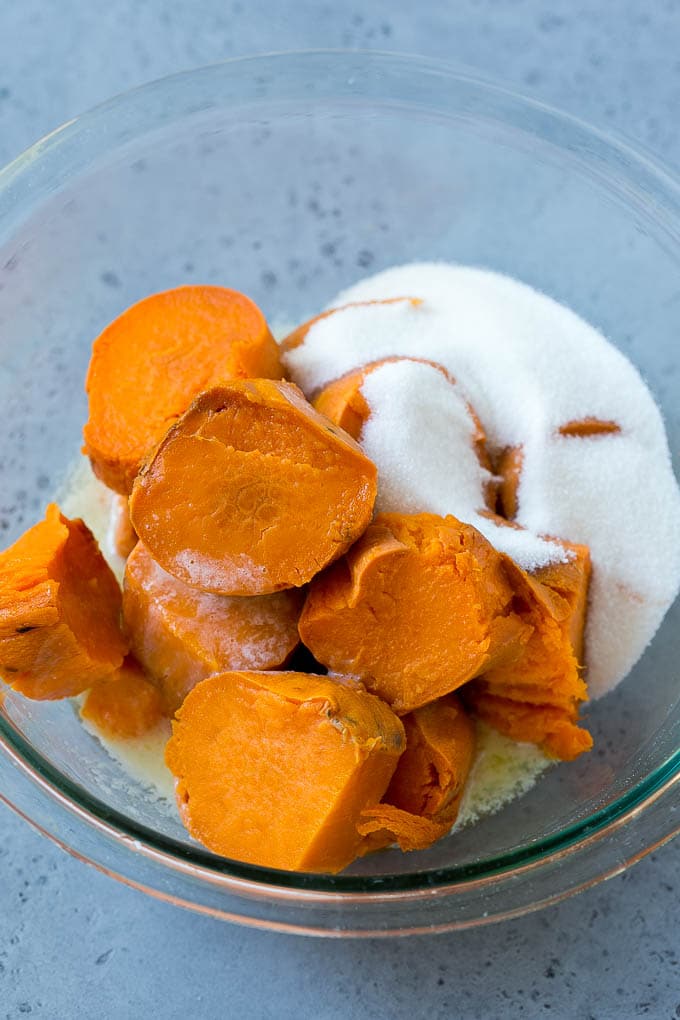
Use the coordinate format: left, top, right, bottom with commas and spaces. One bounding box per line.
465, 543, 593, 760
110, 494, 137, 560
298, 512, 533, 714
123, 542, 303, 712
357, 694, 476, 852
313, 357, 457, 441
480, 545, 591, 707
84, 286, 282, 494
0, 504, 127, 699
81, 655, 165, 739
531, 542, 591, 663
313, 357, 496, 506
129, 380, 377, 596
165, 670, 406, 873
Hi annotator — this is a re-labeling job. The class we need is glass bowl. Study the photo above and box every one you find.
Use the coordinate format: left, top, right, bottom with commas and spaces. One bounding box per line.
0, 51, 679, 936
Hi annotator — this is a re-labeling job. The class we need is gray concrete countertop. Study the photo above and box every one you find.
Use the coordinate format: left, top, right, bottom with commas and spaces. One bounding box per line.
1, 3, 679, 1017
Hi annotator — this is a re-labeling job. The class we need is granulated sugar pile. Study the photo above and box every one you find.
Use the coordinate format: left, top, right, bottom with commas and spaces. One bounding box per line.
283, 262, 680, 699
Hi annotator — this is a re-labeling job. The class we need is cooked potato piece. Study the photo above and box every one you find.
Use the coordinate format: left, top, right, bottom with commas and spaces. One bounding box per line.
123, 542, 302, 713
165, 671, 405, 873
129, 380, 377, 596
299, 513, 532, 714
0, 504, 127, 700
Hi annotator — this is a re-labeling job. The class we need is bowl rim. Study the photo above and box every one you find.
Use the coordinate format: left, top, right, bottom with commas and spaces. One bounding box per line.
2, 716, 679, 900
1, 49, 679, 921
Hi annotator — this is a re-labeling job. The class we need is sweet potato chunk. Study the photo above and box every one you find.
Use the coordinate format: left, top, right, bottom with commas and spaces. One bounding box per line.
165, 671, 405, 873
299, 513, 533, 714
129, 380, 377, 596
478, 547, 591, 707
357, 694, 476, 852
313, 363, 374, 440
0, 504, 127, 699
123, 542, 302, 712
465, 544, 593, 760
531, 543, 591, 664
81, 655, 165, 739
313, 357, 496, 507
84, 286, 282, 494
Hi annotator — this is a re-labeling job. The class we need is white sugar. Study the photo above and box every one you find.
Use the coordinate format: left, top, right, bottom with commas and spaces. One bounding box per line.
453, 723, 550, 831
473, 517, 569, 573
283, 262, 680, 697
360, 360, 490, 518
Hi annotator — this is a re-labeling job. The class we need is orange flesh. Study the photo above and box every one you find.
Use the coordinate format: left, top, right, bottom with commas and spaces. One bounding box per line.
83, 286, 282, 494
129, 380, 377, 596
465, 543, 592, 760
558, 418, 621, 437
313, 365, 375, 440
123, 542, 302, 713
532, 543, 591, 663
165, 670, 405, 873
81, 655, 165, 739
299, 512, 533, 714
358, 694, 476, 852
0, 504, 127, 699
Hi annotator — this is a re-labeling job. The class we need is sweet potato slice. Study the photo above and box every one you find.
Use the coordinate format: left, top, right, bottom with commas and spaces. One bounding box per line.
313, 363, 374, 440
299, 513, 533, 714
84, 286, 282, 494
465, 543, 593, 760
313, 357, 496, 506
165, 670, 406, 873
81, 655, 165, 739
129, 380, 377, 596
357, 694, 476, 852
123, 542, 302, 712
0, 504, 127, 699
110, 494, 137, 560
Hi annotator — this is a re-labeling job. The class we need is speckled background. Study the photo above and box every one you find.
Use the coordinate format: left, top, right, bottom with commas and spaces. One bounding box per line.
1, 3, 679, 1018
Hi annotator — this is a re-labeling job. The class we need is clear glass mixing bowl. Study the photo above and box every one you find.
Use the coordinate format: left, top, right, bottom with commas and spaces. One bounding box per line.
0, 51, 678, 936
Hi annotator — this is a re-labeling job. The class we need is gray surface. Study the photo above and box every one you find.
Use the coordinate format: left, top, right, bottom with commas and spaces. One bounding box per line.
1, 2, 679, 1017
